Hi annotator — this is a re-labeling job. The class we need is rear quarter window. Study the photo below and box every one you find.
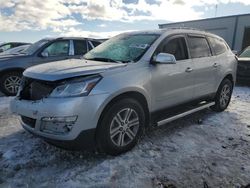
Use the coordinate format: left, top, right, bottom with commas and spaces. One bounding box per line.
91, 41, 101, 47
187, 36, 211, 58
208, 37, 228, 55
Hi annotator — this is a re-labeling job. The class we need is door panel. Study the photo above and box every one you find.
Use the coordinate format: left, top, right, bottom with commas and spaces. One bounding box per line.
192, 56, 217, 97
207, 36, 230, 92
187, 35, 216, 98
151, 59, 195, 111
150, 35, 195, 111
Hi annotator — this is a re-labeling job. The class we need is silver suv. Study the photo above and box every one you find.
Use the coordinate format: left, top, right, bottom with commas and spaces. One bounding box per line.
11, 28, 237, 155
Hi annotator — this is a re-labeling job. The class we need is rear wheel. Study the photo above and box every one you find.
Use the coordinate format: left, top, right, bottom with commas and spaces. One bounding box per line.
211, 78, 233, 112
96, 98, 145, 155
0, 71, 22, 96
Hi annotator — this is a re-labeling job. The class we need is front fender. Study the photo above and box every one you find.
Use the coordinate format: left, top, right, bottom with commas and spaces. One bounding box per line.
94, 86, 151, 126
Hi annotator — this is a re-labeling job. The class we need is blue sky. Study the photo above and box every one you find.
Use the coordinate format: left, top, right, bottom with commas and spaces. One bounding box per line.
0, 0, 250, 43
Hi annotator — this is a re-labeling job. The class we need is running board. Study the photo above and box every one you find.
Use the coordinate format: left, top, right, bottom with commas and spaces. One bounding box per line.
157, 102, 215, 126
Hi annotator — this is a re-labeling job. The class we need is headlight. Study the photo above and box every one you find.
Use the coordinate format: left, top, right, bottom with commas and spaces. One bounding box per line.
49, 76, 101, 98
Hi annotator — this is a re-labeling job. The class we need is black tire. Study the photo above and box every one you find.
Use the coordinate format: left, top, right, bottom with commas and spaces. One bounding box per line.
211, 78, 233, 112
96, 98, 145, 155
0, 71, 22, 96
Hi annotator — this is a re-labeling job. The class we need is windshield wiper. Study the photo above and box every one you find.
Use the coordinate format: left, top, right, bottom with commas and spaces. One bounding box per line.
85, 57, 123, 63
122, 60, 134, 63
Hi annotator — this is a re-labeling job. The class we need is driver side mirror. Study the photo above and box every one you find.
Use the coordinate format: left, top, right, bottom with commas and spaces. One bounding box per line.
153, 53, 176, 64
41, 51, 49, 58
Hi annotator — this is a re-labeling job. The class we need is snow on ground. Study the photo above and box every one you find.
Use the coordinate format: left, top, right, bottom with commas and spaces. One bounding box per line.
0, 87, 250, 188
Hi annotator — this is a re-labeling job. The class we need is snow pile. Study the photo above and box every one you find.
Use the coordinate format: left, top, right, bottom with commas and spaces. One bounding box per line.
0, 87, 250, 188
0, 97, 13, 114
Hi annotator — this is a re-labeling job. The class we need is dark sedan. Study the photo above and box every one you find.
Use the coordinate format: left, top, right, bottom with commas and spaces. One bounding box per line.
237, 46, 250, 82
0, 37, 101, 96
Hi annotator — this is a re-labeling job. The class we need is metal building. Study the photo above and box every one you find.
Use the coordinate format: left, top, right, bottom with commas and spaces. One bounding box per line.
159, 14, 250, 52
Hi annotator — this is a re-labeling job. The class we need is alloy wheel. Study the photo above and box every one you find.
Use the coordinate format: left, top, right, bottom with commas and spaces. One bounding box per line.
4, 75, 21, 94
110, 108, 140, 147
219, 84, 231, 108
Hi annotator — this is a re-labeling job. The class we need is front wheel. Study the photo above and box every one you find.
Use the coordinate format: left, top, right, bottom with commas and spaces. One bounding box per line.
211, 79, 233, 112
96, 98, 145, 155
0, 71, 22, 96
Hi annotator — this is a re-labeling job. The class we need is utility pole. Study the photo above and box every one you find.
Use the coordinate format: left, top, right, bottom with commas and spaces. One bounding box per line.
215, 4, 218, 17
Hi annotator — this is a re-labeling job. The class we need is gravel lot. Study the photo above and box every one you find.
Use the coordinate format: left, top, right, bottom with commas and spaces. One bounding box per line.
0, 86, 250, 188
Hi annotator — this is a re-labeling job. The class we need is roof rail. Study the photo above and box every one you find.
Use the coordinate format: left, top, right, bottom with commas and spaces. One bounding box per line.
161, 26, 207, 32
53, 37, 103, 40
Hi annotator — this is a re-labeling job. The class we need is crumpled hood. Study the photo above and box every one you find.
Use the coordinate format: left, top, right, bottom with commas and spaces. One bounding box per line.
24, 59, 126, 81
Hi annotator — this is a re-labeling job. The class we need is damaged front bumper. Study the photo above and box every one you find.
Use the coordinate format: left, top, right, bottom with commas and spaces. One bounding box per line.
10, 94, 107, 148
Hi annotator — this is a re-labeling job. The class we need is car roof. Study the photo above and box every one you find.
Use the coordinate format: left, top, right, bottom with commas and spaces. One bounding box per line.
121, 28, 224, 40
41, 37, 102, 41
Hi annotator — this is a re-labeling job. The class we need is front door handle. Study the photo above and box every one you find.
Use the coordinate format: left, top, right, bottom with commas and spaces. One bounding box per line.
185, 67, 193, 73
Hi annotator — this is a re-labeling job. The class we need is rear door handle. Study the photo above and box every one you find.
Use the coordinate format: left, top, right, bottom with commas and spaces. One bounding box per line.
213, 63, 219, 68
185, 67, 193, 73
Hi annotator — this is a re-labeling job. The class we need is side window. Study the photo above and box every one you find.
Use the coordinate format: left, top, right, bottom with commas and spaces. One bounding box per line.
0, 44, 11, 51
43, 40, 69, 57
74, 40, 87, 55
157, 37, 188, 61
187, 36, 211, 58
208, 37, 228, 55
12, 43, 19, 48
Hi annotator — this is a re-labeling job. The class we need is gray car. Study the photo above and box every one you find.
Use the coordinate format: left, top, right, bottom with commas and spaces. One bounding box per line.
0, 37, 101, 96
11, 28, 237, 155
